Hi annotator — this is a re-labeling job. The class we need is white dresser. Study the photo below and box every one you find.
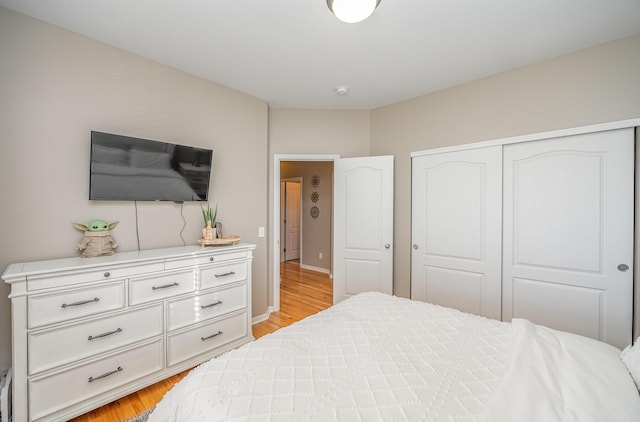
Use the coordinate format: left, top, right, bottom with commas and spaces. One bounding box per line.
2, 243, 256, 422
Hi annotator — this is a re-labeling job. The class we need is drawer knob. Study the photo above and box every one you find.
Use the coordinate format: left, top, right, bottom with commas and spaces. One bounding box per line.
104, 272, 111, 278
201, 300, 223, 309
209, 257, 215, 262
201, 330, 223, 341
152, 282, 179, 291
88, 366, 123, 383
88, 327, 123, 341
62, 297, 99, 309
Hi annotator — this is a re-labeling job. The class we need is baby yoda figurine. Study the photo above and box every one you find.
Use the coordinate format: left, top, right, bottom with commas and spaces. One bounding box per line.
72, 219, 119, 258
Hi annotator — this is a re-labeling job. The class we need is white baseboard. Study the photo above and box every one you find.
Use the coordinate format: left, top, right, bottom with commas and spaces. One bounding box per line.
300, 264, 331, 275
252, 306, 273, 325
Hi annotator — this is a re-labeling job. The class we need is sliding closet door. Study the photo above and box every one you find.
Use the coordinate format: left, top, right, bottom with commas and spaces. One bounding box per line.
411, 146, 502, 320
503, 128, 634, 349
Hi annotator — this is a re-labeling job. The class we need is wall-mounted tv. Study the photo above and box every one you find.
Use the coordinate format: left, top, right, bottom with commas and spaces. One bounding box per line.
90, 131, 213, 202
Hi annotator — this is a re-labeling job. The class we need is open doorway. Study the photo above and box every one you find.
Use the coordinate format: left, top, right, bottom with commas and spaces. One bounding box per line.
279, 161, 333, 273
273, 154, 338, 312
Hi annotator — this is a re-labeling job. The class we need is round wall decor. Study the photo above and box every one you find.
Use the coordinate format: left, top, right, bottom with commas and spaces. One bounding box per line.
311, 191, 320, 203
310, 206, 320, 218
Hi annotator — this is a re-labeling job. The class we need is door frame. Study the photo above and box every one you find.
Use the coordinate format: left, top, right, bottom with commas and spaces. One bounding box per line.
281, 177, 303, 263
273, 154, 339, 312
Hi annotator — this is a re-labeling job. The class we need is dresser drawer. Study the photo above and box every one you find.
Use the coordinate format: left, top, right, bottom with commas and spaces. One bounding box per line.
26, 262, 163, 291
167, 311, 247, 366
165, 250, 248, 270
168, 284, 247, 331
29, 304, 163, 375
29, 338, 164, 421
28, 282, 125, 329
200, 262, 247, 289
129, 269, 196, 305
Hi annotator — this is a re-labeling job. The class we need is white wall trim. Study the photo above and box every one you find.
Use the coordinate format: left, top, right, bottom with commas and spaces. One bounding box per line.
635, 127, 640, 343
411, 118, 640, 157
300, 263, 331, 275
252, 306, 273, 325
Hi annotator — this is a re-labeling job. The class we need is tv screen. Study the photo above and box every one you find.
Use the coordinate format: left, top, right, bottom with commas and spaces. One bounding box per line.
89, 131, 213, 202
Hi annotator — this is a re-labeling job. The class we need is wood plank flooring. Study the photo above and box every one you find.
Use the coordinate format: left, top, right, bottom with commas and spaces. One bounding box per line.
69, 261, 332, 422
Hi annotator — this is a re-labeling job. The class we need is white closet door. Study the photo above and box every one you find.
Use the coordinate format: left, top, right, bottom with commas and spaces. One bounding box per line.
503, 128, 634, 349
411, 146, 502, 319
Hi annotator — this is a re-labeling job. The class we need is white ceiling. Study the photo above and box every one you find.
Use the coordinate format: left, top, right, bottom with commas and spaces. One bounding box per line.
2, 0, 640, 110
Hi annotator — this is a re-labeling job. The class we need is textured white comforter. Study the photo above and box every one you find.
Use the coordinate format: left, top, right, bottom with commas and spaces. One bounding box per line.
148, 292, 640, 421
481, 319, 640, 421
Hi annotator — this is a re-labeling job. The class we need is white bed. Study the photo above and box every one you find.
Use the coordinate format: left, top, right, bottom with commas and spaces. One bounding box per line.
148, 292, 640, 421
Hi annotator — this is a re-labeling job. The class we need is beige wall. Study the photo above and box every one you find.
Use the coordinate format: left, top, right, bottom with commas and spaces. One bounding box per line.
370, 34, 640, 299
268, 109, 371, 156
0, 7, 269, 369
281, 161, 334, 272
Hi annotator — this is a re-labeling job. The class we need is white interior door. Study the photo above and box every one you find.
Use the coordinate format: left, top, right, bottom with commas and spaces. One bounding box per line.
411, 146, 503, 319
333, 156, 394, 304
284, 181, 301, 261
503, 128, 634, 349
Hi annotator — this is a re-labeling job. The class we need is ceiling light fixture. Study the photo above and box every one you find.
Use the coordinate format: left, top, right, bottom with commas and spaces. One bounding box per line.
335, 86, 349, 95
326, 0, 381, 23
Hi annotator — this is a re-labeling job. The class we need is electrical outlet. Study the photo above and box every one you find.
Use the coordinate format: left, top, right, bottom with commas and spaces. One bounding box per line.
258, 227, 265, 237
319, 252, 323, 259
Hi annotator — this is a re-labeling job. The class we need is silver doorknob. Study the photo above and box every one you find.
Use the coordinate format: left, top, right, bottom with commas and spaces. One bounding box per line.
385, 243, 391, 249
618, 264, 630, 272
413, 244, 418, 250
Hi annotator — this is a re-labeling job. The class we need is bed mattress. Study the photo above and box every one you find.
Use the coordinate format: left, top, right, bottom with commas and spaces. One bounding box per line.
148, 292, 640, 421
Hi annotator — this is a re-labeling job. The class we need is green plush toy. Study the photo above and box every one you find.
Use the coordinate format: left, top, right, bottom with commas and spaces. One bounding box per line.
72, 219, 119, 257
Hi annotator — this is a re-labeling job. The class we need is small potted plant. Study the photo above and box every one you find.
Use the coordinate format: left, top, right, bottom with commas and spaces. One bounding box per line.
201, 204, 217, 240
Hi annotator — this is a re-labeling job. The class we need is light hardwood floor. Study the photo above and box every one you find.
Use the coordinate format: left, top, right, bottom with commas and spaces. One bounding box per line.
70, 261, 332, 422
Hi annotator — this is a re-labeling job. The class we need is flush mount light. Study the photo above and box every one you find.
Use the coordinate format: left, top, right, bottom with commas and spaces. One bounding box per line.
335, 86, 349, 95
327, 0, 381, 23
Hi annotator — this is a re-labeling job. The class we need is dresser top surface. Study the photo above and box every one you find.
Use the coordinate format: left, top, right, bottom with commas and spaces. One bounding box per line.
2, 243, 256, 281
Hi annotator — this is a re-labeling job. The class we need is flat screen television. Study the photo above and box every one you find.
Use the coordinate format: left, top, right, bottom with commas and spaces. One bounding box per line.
89, 131, 213, 202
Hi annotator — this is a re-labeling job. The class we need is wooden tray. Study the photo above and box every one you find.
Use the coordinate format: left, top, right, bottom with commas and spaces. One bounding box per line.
197, 235, 241, 247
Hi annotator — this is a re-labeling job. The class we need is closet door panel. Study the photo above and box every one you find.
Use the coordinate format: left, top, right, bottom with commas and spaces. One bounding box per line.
422, 267, 483, 316
511, 151, 602, 271
424, 162, 484, 261
503, 128, 634, 349
411, 146, 502, 319
512, 277, 602, 340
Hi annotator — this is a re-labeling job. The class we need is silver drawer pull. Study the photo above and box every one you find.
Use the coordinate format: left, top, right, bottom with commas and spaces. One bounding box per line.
88, 328, 122, 341
201, 300, 223, 309
201, 330, 223, 341
88, 366, 122, 383
209, 257, 215, 262
61, 297, 99, 309
152, 282, 179, 290
214, 271, 235, 278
